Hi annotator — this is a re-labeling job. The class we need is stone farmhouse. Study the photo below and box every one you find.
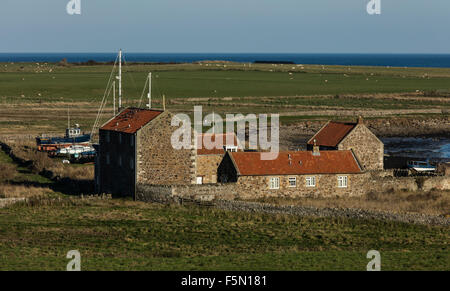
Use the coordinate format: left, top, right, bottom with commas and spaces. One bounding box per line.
95, 108, 240, 197
196, 133, 241, 184
217, 148, 366, 198
307, 117, 384, 171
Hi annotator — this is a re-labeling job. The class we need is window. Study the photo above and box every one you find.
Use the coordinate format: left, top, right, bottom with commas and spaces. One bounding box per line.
130, 159, 134, 170
196, 177, 203, 185
338, 176, 348, 188
288, 177, 297, 187
106, 153, 110, 165
225, 145, 238, 152
306, 176, 316, 187
269, 177, 280, 189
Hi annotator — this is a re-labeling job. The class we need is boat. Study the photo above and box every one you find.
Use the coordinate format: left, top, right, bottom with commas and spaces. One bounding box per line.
36, 124, 91, 152
407, 160, 436, 172
56, 145, 95, 156
36, 101, 91, 152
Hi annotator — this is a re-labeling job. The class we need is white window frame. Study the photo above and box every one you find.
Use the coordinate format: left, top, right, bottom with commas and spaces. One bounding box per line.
269, 177, 280, 190
288, 177, 297, 188
225, 145, 238, 152
338, 176, 348, 188
306, 176, 316, 187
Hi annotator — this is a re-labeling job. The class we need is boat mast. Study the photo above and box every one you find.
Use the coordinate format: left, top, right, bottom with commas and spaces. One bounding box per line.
113, 80, 116, 114
67, 105, 70, 129
147, 72, 152, 109
118, 49, 122, 111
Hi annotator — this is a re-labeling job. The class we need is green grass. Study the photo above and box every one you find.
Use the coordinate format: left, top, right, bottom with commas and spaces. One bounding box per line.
0, 200, 448, 271
0, 147, 53, 185
1, 63, 450, 104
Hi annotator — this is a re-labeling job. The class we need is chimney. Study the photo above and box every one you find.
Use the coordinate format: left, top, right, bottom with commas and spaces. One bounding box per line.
312, 139, 320, 156
357, 116, 364, 125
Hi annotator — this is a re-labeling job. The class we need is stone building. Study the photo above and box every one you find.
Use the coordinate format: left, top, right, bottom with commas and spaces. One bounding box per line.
218, 148, 366, 198
95, 108, 242, 197
195, 132, 241, 184
307, 117, 384, 171
95, 108, 196, 198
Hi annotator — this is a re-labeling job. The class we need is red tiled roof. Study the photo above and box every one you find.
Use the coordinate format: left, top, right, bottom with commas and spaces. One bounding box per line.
197, 133, 239, 155
100, 108, 163, 134
307, 121, 357, 147
229, 151, 362, 176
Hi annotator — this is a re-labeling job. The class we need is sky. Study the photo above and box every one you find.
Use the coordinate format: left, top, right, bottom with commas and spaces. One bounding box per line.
0, 0, 449, 53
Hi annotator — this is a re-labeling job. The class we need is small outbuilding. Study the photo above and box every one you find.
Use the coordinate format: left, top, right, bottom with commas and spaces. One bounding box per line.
307, 117, 384, 171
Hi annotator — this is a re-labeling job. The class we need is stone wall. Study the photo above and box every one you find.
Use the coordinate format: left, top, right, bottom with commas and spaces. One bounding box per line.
137, 111, 196, 186
196, 155, 223, 184
235, 173, 369, 199
338, 124, 384, 171
136, 173, 450, 204
422, 176, 450, 191
136, 183, 238, 203
0, 198, 26, 208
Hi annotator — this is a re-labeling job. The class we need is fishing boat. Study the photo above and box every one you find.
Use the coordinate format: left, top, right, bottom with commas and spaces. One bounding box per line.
36, 100, 92, 152
407, 160, 436, 172
36, 125, 91, 152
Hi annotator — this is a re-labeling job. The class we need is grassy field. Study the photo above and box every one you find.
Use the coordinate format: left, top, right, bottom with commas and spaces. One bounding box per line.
0, 62, 449, 271
1, 62, 450, 103
0, 61, 449, 136
0, 199, 448, 271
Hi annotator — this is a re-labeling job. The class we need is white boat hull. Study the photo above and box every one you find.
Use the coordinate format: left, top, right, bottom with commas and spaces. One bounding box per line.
411, 167, 436, 172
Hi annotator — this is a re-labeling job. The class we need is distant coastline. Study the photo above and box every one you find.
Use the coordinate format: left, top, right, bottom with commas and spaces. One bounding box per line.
1, 53, 450, 68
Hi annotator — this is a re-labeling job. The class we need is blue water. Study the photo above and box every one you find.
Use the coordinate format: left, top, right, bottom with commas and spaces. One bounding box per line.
2, 53, 450, 68
382, 137, 450, 160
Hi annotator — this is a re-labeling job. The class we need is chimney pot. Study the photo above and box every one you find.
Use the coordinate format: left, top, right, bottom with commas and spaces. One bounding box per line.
312, 140, 320, 156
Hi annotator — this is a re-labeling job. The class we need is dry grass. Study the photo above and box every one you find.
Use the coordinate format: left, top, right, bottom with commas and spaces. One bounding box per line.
47, 163, 94, 180
0, 164, 16, 182
5, 139, 94, 180
0, 184, 55, 199
251, 189, 450, 216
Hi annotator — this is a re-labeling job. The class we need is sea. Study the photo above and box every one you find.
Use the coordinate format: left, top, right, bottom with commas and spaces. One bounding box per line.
1, 53, 450, 68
